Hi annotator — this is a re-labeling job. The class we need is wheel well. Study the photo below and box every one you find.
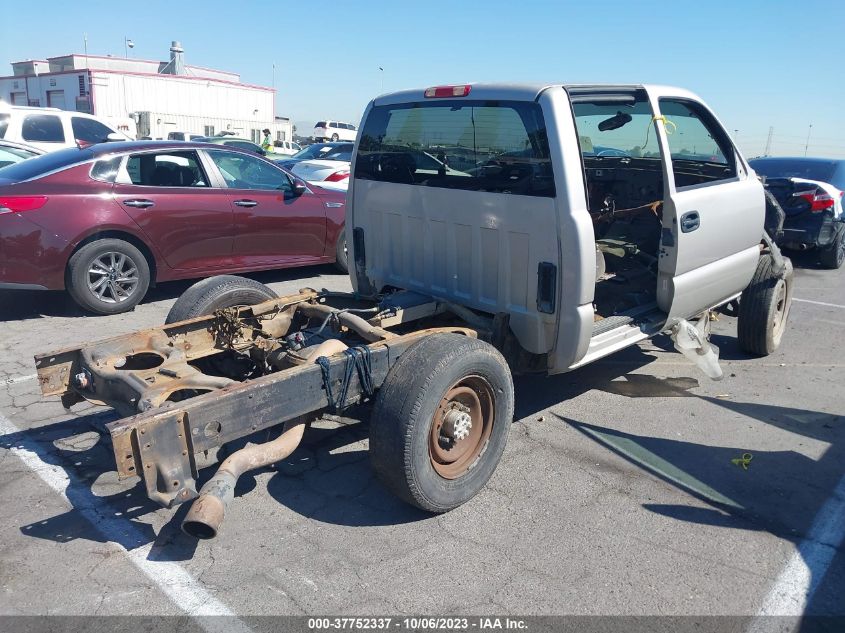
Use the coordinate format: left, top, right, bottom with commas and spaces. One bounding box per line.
68, 231, 158, 285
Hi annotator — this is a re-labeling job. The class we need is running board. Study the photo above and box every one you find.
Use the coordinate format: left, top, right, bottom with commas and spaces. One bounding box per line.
570, 307, 666, 369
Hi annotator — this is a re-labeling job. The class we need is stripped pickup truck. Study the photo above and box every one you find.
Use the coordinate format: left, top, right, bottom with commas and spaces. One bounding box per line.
35, 84, 792, 539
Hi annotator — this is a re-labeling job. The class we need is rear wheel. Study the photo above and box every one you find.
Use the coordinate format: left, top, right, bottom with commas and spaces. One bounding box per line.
737, 253, 793, 356
819, 225, 845, 269
66, 238, 150, 315
334, 230, 348, 273
369, 333, 514, 513
165, 275, 278, 324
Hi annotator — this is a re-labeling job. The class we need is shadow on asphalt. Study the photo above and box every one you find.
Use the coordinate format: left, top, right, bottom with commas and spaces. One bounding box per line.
563, 396, 843, 620
0, 264, 343, 322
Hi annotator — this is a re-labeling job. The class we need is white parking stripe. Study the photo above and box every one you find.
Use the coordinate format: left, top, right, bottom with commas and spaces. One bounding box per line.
753, 471, 845, 618
793, 298, 845, 310
4, 373, 38, 385
0, 411, 253, 631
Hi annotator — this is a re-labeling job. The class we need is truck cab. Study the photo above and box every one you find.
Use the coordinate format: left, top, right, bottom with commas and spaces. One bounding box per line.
348, 83, 767, 373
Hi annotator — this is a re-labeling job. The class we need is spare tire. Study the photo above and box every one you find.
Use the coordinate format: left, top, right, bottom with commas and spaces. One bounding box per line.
165, 275, 278, 324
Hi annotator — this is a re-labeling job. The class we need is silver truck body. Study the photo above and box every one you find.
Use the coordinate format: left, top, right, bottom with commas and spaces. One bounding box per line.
348, 83, 765, 374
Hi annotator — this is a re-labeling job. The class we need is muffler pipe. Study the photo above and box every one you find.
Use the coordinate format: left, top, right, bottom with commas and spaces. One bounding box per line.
181, 338, 348, 539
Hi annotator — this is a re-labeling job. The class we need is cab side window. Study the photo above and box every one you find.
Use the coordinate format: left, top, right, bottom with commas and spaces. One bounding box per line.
125, 151, 209, 187
658, 99, 737, 187
208, 151, 292, 192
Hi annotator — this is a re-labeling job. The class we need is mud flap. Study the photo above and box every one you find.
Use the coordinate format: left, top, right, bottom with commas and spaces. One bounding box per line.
670, 316, 723, 381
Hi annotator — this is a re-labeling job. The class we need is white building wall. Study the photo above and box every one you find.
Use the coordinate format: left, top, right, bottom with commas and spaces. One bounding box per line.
1, 67, 291, 143
91, 72, 274, 121
0, 72, 86, 109
90, 72, 289, 139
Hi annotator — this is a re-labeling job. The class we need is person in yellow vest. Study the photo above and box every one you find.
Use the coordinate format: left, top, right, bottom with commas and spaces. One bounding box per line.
261, 129, 272, 152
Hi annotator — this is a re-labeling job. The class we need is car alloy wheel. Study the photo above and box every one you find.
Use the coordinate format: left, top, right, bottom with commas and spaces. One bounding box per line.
87, 251, 140, 304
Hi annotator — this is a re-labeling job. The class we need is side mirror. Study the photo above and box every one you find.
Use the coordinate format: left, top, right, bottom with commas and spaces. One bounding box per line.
292, 179, 307, 196
106, 132, 125, 142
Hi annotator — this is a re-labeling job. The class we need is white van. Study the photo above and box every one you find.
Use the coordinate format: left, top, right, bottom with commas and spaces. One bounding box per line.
313, 120, 357, 142
0, 105, 131, 153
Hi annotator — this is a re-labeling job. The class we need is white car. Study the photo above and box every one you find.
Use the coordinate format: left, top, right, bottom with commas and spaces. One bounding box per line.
290, 144, 353, 189
313, 120, 357, 142
272, 140, 302, 156
0, 105, 131, 153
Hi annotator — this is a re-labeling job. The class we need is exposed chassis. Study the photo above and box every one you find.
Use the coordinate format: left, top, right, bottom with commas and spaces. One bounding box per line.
35, 288, 478, 509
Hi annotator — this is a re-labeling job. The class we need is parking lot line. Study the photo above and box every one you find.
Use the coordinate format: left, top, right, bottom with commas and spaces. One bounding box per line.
0, 410, 254, 632
753, 471, 845, 617
793, 298, 845, 310
4, 373, 37, 385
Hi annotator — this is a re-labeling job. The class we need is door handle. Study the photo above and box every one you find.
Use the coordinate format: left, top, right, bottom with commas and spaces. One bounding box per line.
233, 199, 258, 208
680, 211, 700, 233
122, 199, 154, 209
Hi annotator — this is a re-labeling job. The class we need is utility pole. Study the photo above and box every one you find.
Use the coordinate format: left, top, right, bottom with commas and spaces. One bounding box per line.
804, 124, 813, 157
764, 126, 774, 156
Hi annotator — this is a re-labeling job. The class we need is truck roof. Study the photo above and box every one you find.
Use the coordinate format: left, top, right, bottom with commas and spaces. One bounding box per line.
372, 83, 701, 105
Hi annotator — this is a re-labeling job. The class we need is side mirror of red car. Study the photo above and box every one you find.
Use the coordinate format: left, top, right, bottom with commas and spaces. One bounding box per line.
292, 179, 307, 197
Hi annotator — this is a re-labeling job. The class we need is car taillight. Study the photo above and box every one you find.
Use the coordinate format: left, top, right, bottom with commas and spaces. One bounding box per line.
0, 196, 48, 214
325, 170, 350, 182
797, 190, 835, 212
424, 85, 472, 98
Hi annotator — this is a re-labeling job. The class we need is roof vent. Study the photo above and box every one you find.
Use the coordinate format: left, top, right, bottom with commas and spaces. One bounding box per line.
166, 40, 185, 75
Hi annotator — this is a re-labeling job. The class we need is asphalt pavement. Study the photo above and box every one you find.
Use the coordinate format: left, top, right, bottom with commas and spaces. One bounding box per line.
0, 255, 843, 623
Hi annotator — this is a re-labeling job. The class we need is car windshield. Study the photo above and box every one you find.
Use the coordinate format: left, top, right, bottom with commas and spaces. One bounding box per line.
750, 158, 839, 184
290, 144, 336, 160
321, 145, 353, 161
0, 147, 93, 182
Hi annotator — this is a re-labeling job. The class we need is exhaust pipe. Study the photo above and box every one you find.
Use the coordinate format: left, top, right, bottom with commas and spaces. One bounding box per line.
182, 338, 348, 539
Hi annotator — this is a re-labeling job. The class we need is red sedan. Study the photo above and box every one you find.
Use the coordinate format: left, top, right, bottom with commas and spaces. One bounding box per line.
0, 141, 347, 314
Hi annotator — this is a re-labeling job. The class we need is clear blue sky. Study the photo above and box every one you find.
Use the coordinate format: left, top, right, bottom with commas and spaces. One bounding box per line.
2, 0, 843, 157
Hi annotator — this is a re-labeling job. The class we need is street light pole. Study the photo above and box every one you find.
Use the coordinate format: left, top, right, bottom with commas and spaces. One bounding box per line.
124, 37, 134, 58
379, 66, 384, 93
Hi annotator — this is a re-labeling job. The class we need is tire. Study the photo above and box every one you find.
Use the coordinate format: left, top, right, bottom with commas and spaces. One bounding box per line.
334, 229, 348, 273
819, 225, 845, 270
66, 238, 150, 315
369, 333, 514, 513
331, 133, 339, 141
737, 253, 793, 356
165, 275, 278, 324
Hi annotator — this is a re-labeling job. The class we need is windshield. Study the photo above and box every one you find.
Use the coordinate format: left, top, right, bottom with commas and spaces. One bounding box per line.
0, 147, 93, 182
320, 145, 354, 161
750, 158, 839, 184
574, 100, 658, 158
291, 143, 340, 160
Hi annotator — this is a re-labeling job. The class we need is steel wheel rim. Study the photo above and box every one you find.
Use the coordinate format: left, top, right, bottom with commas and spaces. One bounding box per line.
86, 251, 140, 304
429, 376, 494, 480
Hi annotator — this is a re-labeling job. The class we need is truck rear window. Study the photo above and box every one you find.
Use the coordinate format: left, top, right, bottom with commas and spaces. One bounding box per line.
355, 100, 555, 197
